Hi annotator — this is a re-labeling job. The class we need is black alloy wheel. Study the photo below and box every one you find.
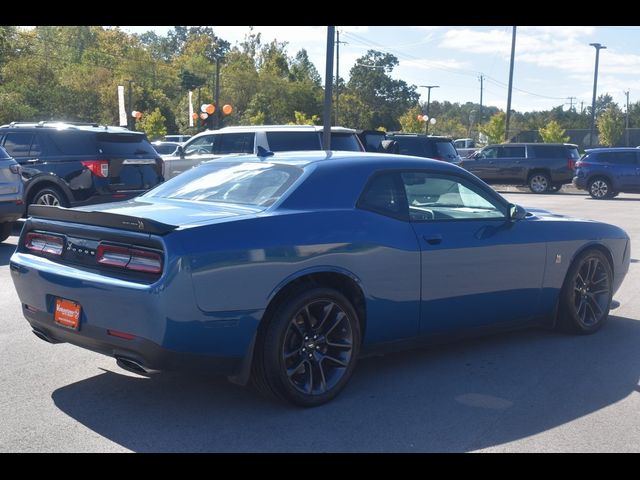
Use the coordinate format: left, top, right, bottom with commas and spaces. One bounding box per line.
559, 249, 612, 334
252, 287, 361, 407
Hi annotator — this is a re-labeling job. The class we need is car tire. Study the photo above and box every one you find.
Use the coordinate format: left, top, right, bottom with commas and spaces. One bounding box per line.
0, 222, 12, 243
588, 177, 612, 199
528, 172, 551, 193
557, 249, 613, 335
251, 286, 361, 407
30, 186, 69, 210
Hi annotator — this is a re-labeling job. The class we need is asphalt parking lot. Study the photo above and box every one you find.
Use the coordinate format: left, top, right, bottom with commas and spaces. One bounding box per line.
1, 187, 639, 452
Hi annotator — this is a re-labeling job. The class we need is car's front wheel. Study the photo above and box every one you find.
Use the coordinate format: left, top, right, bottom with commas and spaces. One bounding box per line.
252, 287, 361, 407
558, 249, 613, 334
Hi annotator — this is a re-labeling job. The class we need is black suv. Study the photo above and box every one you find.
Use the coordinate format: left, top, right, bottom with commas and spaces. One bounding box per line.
384, 133, 462, 164
0, 122, 163, 209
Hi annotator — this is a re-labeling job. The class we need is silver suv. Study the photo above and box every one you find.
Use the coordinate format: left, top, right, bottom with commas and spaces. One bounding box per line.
162, 125, 364, 179
0, 146, 24, 242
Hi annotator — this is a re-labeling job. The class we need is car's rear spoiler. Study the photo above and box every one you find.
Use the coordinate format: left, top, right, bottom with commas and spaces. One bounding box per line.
28, 205, 178, 235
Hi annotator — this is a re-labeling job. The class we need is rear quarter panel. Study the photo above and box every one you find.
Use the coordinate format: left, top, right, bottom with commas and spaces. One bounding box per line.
176, 209, 422, 344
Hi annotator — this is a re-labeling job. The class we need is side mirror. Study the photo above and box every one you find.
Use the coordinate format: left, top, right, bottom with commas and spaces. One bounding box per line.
380, 139, 399, 154
509, 203, 527, 221
176, 145, 184, 157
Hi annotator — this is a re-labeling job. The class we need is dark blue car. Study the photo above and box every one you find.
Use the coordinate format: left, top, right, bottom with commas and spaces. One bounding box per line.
573, 147, 640, 199
10, 151, 630, 406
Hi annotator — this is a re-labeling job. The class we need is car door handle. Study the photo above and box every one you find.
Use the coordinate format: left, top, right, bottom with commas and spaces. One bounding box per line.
27, 158, 40, 163
423, 234, 442, 245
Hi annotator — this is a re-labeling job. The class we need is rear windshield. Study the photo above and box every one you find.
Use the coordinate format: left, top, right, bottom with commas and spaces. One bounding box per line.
330, 133, 362, 151
266, 132, 321, 151
144, 162, 304, 207
96, 133, 155, 156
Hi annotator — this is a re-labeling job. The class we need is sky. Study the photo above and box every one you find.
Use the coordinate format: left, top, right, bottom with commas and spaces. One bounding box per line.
117, 26, 640, 114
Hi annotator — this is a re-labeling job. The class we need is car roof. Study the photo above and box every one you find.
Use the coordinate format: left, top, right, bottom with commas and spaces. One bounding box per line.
386, 133, 452, 140
0, 121, 143, 135
485, 143, 578, 147
190, 125, 357, 137
585, 147, 640, 153
202, 150, 463, 172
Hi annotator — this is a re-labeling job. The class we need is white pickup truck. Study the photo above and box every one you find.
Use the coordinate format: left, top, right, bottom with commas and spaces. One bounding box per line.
453, 138, 479, 158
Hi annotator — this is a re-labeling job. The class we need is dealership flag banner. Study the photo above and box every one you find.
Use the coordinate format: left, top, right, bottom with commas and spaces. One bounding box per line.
189, 91, 194, 127
118, 85, 127, 127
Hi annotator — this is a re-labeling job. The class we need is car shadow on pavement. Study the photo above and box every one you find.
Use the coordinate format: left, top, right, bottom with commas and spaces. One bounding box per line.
51, 315, 640, 452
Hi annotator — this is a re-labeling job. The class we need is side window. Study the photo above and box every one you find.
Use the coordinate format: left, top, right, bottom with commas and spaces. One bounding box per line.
480, 147, 498, 159
608, 152, 637, 165
212, 133, 255, 154
498, 146, 525, 158
184, 135, 215, 155
401, 172, 506, 221
30, 134, 42, 157
3, 133, 34, 158
357, 172, 407, 220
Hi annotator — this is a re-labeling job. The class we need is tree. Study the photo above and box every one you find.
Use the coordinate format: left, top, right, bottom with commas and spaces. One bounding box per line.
139, 108, 167, 140
432, 118, 467, 139
539, 120, 569, 143
290, 49, 321, 85
289, 111, 319, 125
480, 112, 506, 144
597, 105, 624, 146
347, 50, 419, 130
399, 106, 425, 133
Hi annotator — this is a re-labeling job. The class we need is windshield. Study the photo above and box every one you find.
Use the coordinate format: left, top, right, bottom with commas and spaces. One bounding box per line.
143, 161, 304, 207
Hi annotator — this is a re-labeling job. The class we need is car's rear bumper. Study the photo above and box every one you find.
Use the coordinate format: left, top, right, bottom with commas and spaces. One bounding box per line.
572, 176, 587, 190
10, 251, 262, 375
0, 199, 25, 223
24, 308, 241, 375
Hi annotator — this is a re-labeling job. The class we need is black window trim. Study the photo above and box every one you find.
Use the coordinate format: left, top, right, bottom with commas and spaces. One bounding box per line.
356, 168, 510, 223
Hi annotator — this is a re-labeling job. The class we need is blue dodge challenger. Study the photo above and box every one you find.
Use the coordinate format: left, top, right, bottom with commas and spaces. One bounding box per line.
10, 151, 630, 406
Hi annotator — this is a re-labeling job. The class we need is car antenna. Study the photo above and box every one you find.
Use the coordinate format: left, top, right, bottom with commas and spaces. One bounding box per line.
256, 146, 274, 159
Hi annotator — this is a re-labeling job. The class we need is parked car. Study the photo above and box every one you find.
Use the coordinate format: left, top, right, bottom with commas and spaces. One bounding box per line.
0, 122, 164, 211
464, 143, 580, 193
385, 133, 462, 164
573, 147, 640, 199
11, 151, 629, 406
162, 125, 364, 179
163, 135, 192, 143
0, 146, 24, 242
453, 138, 480, 158
151, 141, 181, 156
356, 129, 387, 152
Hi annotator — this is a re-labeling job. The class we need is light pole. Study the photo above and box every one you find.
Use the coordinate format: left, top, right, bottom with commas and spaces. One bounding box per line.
589, 42, 606, 147
419, 85, 439, 135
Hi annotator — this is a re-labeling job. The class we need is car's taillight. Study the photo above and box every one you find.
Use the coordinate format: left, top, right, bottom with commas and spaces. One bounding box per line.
24, 232, 64, 256
9, 164, 21, 174
568, 158, 576, 170
81, 160, 109, 178
575, 160, 587, 168
96, 243, 163, 274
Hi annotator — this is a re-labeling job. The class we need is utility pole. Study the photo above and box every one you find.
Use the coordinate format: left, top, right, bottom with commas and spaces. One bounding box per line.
322, 26, 335, 150
580, 101, 584, 114
335, 30, 347, 126
567, 96, 576, 111
478, 74, 484, 125
419, 85, 439, 135
215, 56, 221, 129
625, 90, 630, 146
589, 43, 607, 147
126, 79, 134, 129
505, 26, 517, 142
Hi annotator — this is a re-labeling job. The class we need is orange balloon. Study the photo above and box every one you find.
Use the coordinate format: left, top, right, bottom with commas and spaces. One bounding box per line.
135, 111, 142, 119
206, 104, 215, 114
417, 115, 423, 122
192, 113, 199, 120
222, 104, 233, 115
